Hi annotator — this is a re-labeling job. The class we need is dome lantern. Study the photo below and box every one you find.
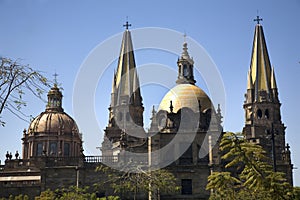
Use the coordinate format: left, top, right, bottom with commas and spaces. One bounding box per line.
46, 84, 63, 112
176, 41, 196, 85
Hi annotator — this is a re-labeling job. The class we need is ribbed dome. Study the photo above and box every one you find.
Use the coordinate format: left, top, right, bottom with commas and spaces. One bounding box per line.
22, 84, 83, 159
28, 84, 79, 136
28, 111, 79, 135
158, 84, 212, 113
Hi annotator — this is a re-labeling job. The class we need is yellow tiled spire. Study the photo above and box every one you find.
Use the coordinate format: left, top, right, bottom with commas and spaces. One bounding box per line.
271, 66, 277, 89
249, 22, 274, 101
113, 22, 142, 107
247, 70, 254, 90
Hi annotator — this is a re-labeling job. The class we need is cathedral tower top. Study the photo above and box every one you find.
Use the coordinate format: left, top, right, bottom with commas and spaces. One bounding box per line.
248, 17, 278, 102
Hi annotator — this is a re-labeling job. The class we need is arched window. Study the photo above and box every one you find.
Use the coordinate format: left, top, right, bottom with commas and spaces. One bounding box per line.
257, 109, 262, 119
265, 109, 269, 119
179, 65, 182, 75
49, 142, 57, 156
37, 143, 43, 156
64, 143, 70, 157
183, 65, 188, 76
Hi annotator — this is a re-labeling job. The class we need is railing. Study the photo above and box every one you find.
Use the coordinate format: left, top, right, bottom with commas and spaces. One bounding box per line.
84, 156, 103, 163
2, 155, 152, 169
84, 156, 118, 163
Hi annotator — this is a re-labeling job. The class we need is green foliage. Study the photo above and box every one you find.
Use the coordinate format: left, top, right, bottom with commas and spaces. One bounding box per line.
6, 195, 29, 200
207, 172, 241, 199
35, 186, 97, 200
207, 132, 293, 200
98, 196, 120, 200
0, 57, 50, 125
294, 187, 300, 199
0, 195, 29, 200
35, 189, 56, 200
96, 163, 179, 198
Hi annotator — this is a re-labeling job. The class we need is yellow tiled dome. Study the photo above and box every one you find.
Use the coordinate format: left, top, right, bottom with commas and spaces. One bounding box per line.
158, 84, 212, 113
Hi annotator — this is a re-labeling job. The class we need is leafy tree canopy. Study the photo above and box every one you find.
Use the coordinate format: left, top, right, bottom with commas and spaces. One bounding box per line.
96, 163, 179, 199
35, 186, 97, 200
207, 132, 294, 200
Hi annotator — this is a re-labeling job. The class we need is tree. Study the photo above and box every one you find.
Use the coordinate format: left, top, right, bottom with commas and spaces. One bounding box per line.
34, 189, 56, 199
0, 57, 50, 126
294, 187, 300, 200
206, 132, 293, 200
7, 195, 29, 200
35, 186, 97, 200
96, 163, 179, 199
98, 196, 120, 200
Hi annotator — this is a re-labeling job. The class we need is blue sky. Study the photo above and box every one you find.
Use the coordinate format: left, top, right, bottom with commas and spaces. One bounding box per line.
0, 0, 300, 185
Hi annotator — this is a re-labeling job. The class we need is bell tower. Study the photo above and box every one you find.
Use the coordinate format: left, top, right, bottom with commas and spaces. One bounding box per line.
103, 21, 145, 156
243, 17, 293, 184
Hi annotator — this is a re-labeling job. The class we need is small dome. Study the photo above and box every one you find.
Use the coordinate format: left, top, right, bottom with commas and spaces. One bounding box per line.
28, 84, 79, 135
158, 84, 212, 113
22, 83, 83, 159
28, 111, 79, 135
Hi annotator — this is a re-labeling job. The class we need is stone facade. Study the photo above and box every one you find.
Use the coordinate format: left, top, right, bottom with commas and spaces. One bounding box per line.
0, 21, 293, 199
0, 156, 116, 199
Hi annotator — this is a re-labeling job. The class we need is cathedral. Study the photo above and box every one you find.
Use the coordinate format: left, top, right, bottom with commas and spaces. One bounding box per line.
0, 19, 293, 199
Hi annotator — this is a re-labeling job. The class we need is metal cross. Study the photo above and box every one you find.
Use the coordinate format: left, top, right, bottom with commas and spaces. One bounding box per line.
254, 15, 263, 24
53, 72, 58, 84
183, 32, 187, 43
123, 21, 131, 30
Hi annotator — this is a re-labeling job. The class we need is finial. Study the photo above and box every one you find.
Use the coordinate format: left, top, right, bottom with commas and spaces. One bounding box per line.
217, 104, 222, 115
15, 151, 19, 159
152, 105, 156, 116
123, 17, 132, 30
254, 15, 263, 24
53, 72, 58, 86
169, 100, 174, 113
183, 31, 187, 43
6, 151, 9, 160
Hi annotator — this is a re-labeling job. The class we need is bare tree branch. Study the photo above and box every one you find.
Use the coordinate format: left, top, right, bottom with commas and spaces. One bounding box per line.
0, 57, 50, 125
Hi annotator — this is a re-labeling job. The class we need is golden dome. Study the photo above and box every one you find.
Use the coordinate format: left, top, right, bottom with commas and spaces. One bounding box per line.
158, 84, 212, 113
28, 111, 79, 135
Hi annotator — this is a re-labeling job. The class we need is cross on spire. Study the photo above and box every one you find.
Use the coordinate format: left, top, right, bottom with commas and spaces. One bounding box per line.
53, 72, 58, 85
123, 21, 131, 30
183, 32, 187, 43
254, 15, 263, 24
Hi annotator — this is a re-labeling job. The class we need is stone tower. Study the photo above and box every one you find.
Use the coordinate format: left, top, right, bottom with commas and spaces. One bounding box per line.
103, 22, 145, 156
242, 18, 293, 184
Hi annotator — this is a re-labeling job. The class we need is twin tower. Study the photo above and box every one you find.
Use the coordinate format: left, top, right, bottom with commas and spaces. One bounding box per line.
102, 19, 293, 197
